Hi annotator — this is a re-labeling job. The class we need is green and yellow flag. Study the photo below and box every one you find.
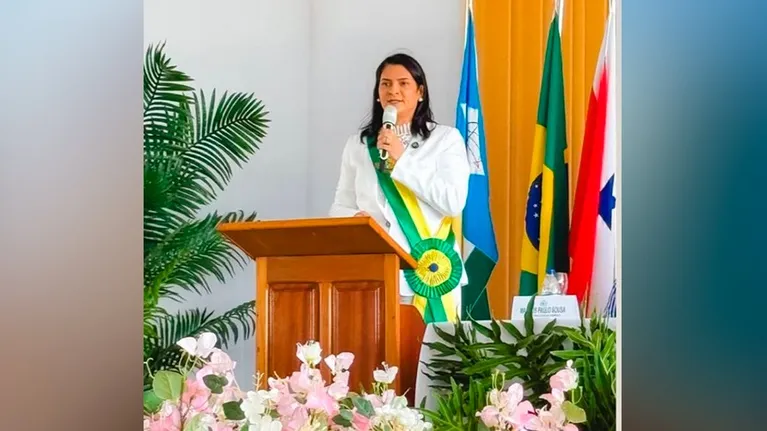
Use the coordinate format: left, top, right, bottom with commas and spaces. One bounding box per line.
520, 12, 570, 295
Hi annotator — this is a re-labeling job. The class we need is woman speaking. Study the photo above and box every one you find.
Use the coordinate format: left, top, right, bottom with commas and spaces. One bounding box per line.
329, 53, 470, 323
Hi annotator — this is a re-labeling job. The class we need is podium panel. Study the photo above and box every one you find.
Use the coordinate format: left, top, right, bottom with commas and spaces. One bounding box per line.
218, 217, 423, 400
256, 253, 401, 391
264, 282, 320, 378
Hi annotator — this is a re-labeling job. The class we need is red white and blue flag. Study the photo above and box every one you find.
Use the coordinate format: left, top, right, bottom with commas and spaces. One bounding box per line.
568, 6, 617, 317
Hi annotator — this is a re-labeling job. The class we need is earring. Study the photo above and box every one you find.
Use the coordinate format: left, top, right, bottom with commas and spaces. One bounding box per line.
419, 98, 423, 102
376, 98, 380, 102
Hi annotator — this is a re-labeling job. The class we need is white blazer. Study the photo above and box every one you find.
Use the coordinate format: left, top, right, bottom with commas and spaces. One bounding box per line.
329, 123, 471, 305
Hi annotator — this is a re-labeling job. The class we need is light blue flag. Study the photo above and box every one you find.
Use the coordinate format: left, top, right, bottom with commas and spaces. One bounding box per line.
455, 2, 499, 320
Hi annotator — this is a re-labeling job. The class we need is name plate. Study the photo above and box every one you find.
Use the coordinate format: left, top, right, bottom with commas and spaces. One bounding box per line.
510, 295, 580, 321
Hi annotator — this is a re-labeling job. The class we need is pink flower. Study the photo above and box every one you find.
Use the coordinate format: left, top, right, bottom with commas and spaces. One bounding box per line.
282, 405, 309, 431
365, 393, 383, 409
274, 391, 300, 417
304, 385, 339, 417
506, 400, 537, 428
327, 380, 349, 400
208, 349, 237, 374
218, 385, 244, 404
182, 378, 211, 413
477, 405, 500, 428
288, 365, 324, 394
326, 369, 350, 399
146, 403, 181, 431
525, 406, 568, 431
540, 388, 565, 408
501, 383, 525, 410
550, 360, 578, 392
269, 377, 289, 392
352, 411, 372, 431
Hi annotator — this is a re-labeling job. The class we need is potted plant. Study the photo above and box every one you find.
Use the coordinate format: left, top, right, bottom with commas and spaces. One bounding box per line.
143, 42, 269, 389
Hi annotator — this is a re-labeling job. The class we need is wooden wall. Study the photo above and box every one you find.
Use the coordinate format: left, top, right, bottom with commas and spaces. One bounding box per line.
472, 0, 611, 318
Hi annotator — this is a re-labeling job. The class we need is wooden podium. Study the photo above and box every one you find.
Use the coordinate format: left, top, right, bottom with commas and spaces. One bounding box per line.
217, 217, 426, 401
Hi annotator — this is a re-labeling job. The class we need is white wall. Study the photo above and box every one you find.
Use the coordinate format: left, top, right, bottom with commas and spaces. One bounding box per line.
306, 0, 465, 216
144, 0, 465, 388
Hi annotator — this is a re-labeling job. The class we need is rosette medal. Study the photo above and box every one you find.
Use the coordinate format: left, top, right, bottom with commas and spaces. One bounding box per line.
406, 238, 462, 300
367, 140, 462, 323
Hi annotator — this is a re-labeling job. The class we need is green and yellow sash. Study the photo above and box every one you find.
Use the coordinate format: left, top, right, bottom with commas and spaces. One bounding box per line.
366, 139, 462, 323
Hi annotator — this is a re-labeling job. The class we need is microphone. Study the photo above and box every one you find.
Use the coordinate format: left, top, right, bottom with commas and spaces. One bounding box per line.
379, 105, 397, 171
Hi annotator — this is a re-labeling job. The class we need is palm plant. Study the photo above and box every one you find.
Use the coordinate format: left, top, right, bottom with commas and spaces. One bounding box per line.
143, 42, 269, 388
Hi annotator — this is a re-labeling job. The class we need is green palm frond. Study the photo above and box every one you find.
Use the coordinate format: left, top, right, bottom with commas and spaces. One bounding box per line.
149, 301, 255, 351
187, 89, 269, 192
195, 300, 257, 348
144, 41, 195, 149
143, 301, 256, 384
144, 89, 268, 255
142, 42, 268, 386
144, 210, 257, 304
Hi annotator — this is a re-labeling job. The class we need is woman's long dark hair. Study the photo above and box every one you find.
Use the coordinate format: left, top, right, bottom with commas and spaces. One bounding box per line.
360, 53, 435, 145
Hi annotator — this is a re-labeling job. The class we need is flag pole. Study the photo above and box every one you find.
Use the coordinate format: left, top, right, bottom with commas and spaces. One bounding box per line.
464, 0, 472, 49
553, 0, 565, 34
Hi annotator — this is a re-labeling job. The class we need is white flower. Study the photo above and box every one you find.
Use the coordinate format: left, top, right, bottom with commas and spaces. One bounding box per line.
296, 341, 322, 367
240, 390, 271, 423
373, 362, 398, 384
324, 352, 354, 375
260, 387, 280, 402
197, 413, 217, 429
176, 332, 217, 358
371, 404, 432, 431
250, 414, 283, 431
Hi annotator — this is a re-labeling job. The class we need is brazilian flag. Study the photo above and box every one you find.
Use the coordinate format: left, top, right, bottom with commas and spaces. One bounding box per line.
520, 12, 570, 295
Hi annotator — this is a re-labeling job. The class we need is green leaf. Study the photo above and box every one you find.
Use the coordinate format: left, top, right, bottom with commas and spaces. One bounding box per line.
523, 294, 536, 335
514, 334, 536, 351
144, 300, 256, 383
470, 319, 495, 340
540, 318, 559, 334
143, 389, 163, 414
433, 324, 457, 344
424, 341, 457, 356
184, 414, 204, 431
241, 424, 250, 431
332, 409, 354, 427
352, 395, 376, 418
562, 400, 587, 423
490, 319, 502, 339
500, 320, 524, 340
550, 350, 586, 361
202, 374, 228, 394
222, 400, 246, 421
152, 370, 184, 401
561, 328, 594, 350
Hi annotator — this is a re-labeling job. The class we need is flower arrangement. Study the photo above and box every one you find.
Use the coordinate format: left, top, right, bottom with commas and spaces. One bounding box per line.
143, 333, 431, 431
476, 361, 587, 431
